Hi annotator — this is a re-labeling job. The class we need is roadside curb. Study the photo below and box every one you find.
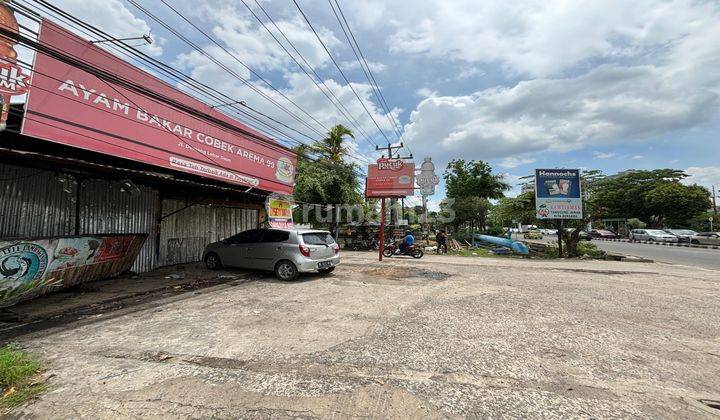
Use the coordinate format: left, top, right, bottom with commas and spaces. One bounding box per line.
594, 238, 720, 250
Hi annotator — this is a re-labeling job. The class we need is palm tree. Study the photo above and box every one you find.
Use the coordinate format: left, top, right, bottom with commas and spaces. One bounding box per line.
313, 124, 354, 162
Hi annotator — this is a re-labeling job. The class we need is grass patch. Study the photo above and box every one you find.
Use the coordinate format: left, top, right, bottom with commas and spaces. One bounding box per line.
0, 345, 47, 411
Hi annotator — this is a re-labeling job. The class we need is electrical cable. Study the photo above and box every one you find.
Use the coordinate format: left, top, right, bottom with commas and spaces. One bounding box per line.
243, 0, 377, 150
292, 0, 394, 145
156, 0, 329, 135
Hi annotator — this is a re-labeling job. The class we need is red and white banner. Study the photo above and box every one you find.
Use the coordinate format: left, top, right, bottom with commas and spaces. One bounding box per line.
22, 19, 296, 195
365, 158, 415, 197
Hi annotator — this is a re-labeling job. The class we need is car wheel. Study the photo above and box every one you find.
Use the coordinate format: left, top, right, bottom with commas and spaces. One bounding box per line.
275, 260, 299, 281
647, 238, 654, 242
318, 267, 335, 275
691, 239, 700, 245
204, 253, 222, 270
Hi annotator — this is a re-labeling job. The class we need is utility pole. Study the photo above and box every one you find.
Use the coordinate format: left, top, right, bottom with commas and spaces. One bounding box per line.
713, 185, 717, 217
375, 142, 413, 261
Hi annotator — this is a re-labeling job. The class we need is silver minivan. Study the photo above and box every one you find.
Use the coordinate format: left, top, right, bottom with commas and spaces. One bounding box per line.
203, 228, 340, 281
629, 229, 679, 243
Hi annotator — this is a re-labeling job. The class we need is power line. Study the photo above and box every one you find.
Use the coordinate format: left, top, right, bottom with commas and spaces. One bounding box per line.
241, 0, 378, 150
124, 0, 325, 139
329, 0, 412, 156
14, 0, 312, 151
327, 0, 399, 138
156, 0, 330, 136
291, 0, 395, 146
11, 1, 373, 175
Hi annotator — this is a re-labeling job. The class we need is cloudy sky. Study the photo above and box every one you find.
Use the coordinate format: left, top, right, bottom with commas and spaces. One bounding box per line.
22, 0, 720, 205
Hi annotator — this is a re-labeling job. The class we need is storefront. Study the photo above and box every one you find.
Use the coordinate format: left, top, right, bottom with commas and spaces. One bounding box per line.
0, 12, 296, 306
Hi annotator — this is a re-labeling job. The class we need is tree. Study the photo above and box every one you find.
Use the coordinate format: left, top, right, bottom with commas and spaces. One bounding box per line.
452, 196, 492, 231
292, 125, 362, 226
590, 169, 710, 227
444, 159, 509, 200
312, 124, 354, 163
491, 191, 536, 226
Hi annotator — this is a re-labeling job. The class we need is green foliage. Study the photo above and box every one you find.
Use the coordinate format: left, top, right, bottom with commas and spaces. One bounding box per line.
444, 159, 509, 199
0, 345, 47, 410
452, 196, 492, 230
491, 191, 536, 226
590, 169, 710, 227
626, 218, 646, 229
644, 183, 711, 227
443, 160, 507, 232
576, 242, 606, 259
311, 124, 354, 163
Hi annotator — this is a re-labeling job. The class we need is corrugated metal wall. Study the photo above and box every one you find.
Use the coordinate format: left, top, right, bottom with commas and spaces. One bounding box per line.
79, 179, 158, 273
2, 164, 261, 273
160, 199, 258, 266
0, 164, 76, 238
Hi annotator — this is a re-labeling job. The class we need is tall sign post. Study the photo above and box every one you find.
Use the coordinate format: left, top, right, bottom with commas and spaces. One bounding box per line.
416, 157, 439, 237
534, 169, 583, 257
366, 143, 414, 261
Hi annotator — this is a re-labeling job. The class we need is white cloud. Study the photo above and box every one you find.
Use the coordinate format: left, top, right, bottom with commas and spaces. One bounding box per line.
53, 0, 164, 56
499, 157, 536, 169
594, 152, 617, 159
197, 5, 340, 73
386, 0, 719, 78
340, 60, 387, 73
684, 167, 720, 190
402, 0, 720, 165
631, 155, 644, 160
415, 88, 437, 98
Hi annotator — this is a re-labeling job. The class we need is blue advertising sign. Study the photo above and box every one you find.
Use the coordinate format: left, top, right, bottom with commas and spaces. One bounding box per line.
534, 169, 583, 219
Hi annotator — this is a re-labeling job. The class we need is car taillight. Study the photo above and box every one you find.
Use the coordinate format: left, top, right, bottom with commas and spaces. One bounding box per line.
299, 244, 311, 257
332, 243, 339, 254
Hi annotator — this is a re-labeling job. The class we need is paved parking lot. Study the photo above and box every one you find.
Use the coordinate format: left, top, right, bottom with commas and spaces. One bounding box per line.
8, 252, 720, 418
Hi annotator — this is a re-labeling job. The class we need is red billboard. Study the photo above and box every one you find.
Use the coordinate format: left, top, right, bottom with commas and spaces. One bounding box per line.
22, 19, 295, 195
365, 158, 415, 197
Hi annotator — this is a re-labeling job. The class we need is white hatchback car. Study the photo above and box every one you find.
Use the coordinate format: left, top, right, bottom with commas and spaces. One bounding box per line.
203, 228, 340, 281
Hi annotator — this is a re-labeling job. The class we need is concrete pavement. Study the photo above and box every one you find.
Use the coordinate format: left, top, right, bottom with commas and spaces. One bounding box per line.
7, 252, 720, 418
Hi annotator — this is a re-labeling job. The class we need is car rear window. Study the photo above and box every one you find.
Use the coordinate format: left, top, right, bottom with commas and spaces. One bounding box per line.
302, 232, 336, 245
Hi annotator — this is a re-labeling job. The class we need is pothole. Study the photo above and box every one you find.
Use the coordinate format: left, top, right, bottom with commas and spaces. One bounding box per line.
367, 267, 449, 281
699, 399, 720, 410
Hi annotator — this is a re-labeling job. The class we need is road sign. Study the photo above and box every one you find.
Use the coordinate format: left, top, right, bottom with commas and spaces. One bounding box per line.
534, 169, 583, 220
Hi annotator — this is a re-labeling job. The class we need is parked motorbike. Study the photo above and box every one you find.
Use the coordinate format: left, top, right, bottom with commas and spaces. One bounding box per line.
382, 242, 424, 259
347, 238, 378, 251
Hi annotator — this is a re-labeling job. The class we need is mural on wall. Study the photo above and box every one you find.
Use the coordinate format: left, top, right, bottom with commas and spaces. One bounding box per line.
0, 234, 147, 307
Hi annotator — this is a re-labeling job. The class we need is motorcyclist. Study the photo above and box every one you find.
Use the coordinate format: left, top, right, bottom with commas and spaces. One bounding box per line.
399, 230, 414, 254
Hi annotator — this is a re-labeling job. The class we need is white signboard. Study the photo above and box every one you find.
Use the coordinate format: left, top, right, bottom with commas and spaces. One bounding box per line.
416, 157, 439, 196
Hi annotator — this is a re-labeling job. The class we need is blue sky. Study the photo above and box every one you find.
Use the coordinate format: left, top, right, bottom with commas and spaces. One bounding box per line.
23, 0, 720, 207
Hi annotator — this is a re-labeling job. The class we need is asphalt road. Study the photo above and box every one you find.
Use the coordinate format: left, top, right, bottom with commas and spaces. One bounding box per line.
593, 240, 720, 270
512, 233, 720, 270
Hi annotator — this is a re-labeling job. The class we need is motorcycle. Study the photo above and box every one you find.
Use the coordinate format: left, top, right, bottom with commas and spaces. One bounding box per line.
382, 241, 424, 259
348, 238, 378, 251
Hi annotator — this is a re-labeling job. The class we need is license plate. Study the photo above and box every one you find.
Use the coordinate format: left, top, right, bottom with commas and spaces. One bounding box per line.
317, 261, 333, 269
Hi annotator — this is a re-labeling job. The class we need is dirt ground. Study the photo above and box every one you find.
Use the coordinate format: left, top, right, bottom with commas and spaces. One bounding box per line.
4, 252, 720, 418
